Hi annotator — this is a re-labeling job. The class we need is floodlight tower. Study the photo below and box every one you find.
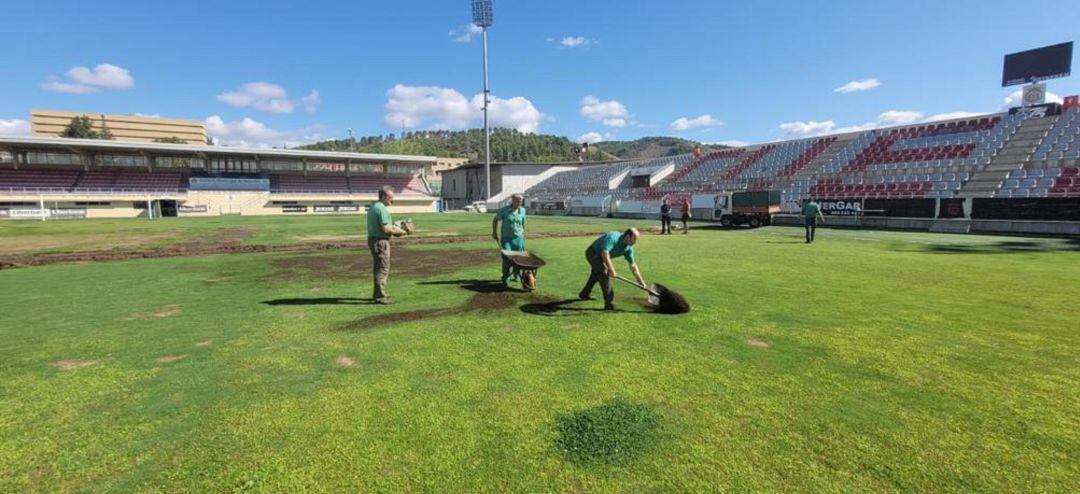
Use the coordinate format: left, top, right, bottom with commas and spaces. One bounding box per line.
472, 0, 493, 202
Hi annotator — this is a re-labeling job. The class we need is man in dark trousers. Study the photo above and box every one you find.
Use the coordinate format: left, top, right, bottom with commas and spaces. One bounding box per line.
802, 198, 825, 243
680, 198, 692, 234
659, 198, 672, 234
579, 228, 646, 311
367, 186, 409, 304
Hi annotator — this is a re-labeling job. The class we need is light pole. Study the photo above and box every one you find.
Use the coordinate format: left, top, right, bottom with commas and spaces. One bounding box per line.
472, 0, 493, 202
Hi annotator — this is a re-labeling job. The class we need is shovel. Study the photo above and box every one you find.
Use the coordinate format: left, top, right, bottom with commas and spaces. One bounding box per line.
612, 275, 691, 314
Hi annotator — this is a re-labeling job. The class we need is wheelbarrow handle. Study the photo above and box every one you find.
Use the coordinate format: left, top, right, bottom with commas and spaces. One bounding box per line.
612, 274, 661, 297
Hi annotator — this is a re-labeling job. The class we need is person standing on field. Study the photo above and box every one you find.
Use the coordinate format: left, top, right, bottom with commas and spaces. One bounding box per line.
492, 194, 527, 286
659, 198, 672, 234
367, 186, 409, 304
579, 228, 646, 311
680, 198, 692, 234
802, 198, 825, 244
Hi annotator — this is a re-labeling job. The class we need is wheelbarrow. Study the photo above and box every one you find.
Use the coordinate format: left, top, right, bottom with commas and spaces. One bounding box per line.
501, 250, 546, 291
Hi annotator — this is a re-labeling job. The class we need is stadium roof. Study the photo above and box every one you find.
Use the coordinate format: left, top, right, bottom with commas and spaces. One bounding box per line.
0, 136, 438, 164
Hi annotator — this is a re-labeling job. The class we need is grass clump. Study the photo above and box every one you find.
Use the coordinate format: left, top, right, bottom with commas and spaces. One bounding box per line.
555, 398, 662, 466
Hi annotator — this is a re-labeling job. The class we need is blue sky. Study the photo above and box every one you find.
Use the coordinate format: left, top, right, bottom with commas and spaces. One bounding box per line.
1, 0, 1078, 147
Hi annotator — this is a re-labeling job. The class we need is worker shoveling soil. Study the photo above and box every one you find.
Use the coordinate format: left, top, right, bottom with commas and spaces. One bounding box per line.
614, 276, 691, 314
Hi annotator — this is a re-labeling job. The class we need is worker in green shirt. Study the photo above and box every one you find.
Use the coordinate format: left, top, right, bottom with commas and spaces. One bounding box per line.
492, 194, 527, 286
579, 228, 646, 311
802, 198, 825, 244
367, 186, 409, 304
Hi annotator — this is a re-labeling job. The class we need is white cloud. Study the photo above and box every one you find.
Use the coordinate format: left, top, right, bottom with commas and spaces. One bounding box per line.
1002, 89, 1063, 108
560, 36, 595, 48
580, 95, 630, 128
779, 120, 837, 137
40, 81, 99, 94
40, 63, 134, 94
671, 114, 722, 131
449, 24, 483, 42
383, 84, 545, 133
711, 140, 749, 147
876, 110, 924, 125
216, 82, 320, 114
780, 108, 995, 138
0, 119, 32, 136
924, 111, 988, 123
204, 115, 325, 148
301, 90, 321, 114
577, 131, 605, 144
834, 78, 881, 94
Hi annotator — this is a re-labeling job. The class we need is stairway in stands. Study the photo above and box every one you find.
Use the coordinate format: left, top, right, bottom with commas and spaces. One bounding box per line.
776, 134, 858, 188
958, 115, 1058, 197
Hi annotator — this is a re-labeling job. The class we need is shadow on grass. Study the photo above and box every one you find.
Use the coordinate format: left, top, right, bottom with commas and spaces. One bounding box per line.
519, 298, 644, 317
893, 238, 1080, 255
262, 297, 374, 306
417, 278, 525, 293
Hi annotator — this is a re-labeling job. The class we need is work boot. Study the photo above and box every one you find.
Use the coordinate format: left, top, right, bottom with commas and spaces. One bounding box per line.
578, 290, 594, 301
375, 297, 394, 305
604, 303, 616, 311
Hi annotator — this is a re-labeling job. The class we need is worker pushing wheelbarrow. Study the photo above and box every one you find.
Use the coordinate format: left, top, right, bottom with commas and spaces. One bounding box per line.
492, 194, 532, 288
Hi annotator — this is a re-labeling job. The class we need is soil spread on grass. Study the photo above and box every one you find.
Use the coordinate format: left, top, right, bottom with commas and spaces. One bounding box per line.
339, 291, 558, 331
264, 247, 496, 282
0, 230, 607, 270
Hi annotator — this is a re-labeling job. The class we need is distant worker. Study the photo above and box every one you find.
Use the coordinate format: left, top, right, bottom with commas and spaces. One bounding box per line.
367, 186, 410, 304
492, 194, 527, 286
579, 228, 646, 311
680, 198, 692, 234
802, 198, 825, 243
659, 198, 672, 234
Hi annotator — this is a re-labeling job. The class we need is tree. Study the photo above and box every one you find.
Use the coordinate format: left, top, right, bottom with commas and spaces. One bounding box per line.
61, 116, 99, 139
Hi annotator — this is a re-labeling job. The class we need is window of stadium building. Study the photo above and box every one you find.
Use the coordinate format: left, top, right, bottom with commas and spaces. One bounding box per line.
156, 156, 204, 169
349, 163, 383, 174
307, 162, 346, 173
261, 160, 303, 172
25, 152, 85, 166
209, 158, 257, 173
389, 164, 417, 175
98, 155, 147, 167
0, 152, 11, 163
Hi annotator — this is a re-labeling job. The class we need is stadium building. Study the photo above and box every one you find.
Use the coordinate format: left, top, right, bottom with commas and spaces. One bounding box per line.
30, 109, 209, 145
0, 136, 439, 219
516, 104, 1080, 235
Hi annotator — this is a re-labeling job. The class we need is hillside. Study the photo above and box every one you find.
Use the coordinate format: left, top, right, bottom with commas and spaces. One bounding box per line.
592, 136, 732, 160
299, 129, 617, 162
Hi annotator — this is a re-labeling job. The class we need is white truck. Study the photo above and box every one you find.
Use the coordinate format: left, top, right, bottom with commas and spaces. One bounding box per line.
692, 190, 782, 228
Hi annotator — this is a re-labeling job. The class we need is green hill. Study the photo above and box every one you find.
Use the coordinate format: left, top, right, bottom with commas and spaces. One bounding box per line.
299, 129, 616, 162
591, 136, 704, 160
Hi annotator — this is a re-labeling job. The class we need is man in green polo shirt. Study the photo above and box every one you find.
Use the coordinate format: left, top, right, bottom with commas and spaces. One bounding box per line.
802, 198, 825, 244
367, 186, 409, 304
579, 228, 646, 311
492, 194, 527, 286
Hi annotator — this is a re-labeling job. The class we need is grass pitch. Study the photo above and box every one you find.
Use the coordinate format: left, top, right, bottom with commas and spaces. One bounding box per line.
0, 215, 1077, 492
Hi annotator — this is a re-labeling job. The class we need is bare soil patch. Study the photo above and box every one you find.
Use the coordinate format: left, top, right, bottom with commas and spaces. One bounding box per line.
50, 359, 96, 371
0, 230, 605, 270
29, 465, 51, 484
339, 290, 556, 331
264, 247, 496, 282
195, 339, 213, 347
745, 337, 771, 348
124, 304, 182, 320
155, 354, 189, 364
335, 356, 357, 368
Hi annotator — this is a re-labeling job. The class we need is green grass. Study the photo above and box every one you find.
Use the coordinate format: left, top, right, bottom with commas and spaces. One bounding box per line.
0, 213, 638, 255
0, 218, 1077, 492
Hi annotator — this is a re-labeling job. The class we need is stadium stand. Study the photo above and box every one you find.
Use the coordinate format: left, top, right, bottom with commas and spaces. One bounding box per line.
523, 106, 1080, 231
